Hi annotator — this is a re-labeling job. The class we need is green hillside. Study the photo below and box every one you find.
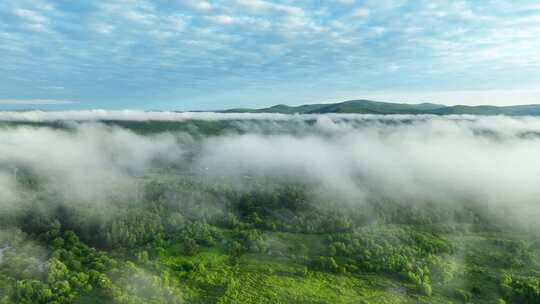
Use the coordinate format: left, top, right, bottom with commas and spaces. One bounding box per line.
222, 99, 540, 116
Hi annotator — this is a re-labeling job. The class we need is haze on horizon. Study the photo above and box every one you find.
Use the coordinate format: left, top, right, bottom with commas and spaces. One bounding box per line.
0, 0, 539, 110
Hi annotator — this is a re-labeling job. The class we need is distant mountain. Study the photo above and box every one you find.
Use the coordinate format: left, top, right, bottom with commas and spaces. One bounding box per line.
429, 104, 540, 116
221, 100, 540, 116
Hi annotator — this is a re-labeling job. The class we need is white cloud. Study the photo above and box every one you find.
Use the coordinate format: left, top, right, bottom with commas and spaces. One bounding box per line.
335, 0, 355, 4
353, 8, 370, 17
363, 0, 407, 9
183, 0, 212, 11
164, 14, 188, 32
0, 111, 296, 122
13, 9, 47, 24
42, 86, 65, 90
235, 0, 277, 12
124, 10, 155, 24
12, 8, 49, 32
207, 15, 236, 25
94, 24, 114, 35
369, 26, 385, 36
477, 47, 502, 61
235, 0, 304, 17
2, 0, 540, 103
0, 99, 78, 105
27, 23, 48, 32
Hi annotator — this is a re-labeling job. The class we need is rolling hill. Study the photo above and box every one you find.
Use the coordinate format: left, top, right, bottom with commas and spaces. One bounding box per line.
222, 99, 540, 115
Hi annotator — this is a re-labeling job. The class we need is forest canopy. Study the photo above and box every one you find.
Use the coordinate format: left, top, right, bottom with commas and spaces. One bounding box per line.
0, 113, 539, 303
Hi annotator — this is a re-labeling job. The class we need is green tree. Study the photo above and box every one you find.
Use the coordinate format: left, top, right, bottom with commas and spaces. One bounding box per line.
183, 238, 199, 256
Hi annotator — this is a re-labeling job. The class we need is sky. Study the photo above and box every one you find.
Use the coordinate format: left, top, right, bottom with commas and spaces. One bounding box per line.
0, 0, 539, 110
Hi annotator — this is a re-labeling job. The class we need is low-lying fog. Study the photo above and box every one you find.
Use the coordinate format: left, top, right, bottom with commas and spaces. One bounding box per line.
1, 111, 539, 224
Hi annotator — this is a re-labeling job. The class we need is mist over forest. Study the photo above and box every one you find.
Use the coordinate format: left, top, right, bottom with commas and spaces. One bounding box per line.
3, 0, 539, 302
1, 112, 540, 303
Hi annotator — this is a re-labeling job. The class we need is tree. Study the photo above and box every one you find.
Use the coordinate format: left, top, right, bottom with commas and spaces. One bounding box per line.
418, 282, 432, 296
136, 250, 150, 264
227, 241, 243, 258
47, 259, 69, 285
15, 280, 45, 304
183, 238, 199, 256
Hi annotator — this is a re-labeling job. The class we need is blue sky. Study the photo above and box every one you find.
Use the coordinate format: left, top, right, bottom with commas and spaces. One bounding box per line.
0, 0, 539, 110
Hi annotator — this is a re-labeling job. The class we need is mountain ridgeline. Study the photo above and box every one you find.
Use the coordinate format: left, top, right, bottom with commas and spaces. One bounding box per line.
222, 99, 540, 115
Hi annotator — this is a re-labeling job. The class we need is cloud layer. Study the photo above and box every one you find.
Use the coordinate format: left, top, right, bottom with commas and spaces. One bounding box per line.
1, 113, 540, 227
1, 1, 539, 108
0, 123, 181, 206
197, 115, 540, 224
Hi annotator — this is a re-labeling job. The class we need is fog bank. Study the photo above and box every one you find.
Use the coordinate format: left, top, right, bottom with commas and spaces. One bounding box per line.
0, 123, 182, 205
1, 113, 539, 224
197, 114, 540, 222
